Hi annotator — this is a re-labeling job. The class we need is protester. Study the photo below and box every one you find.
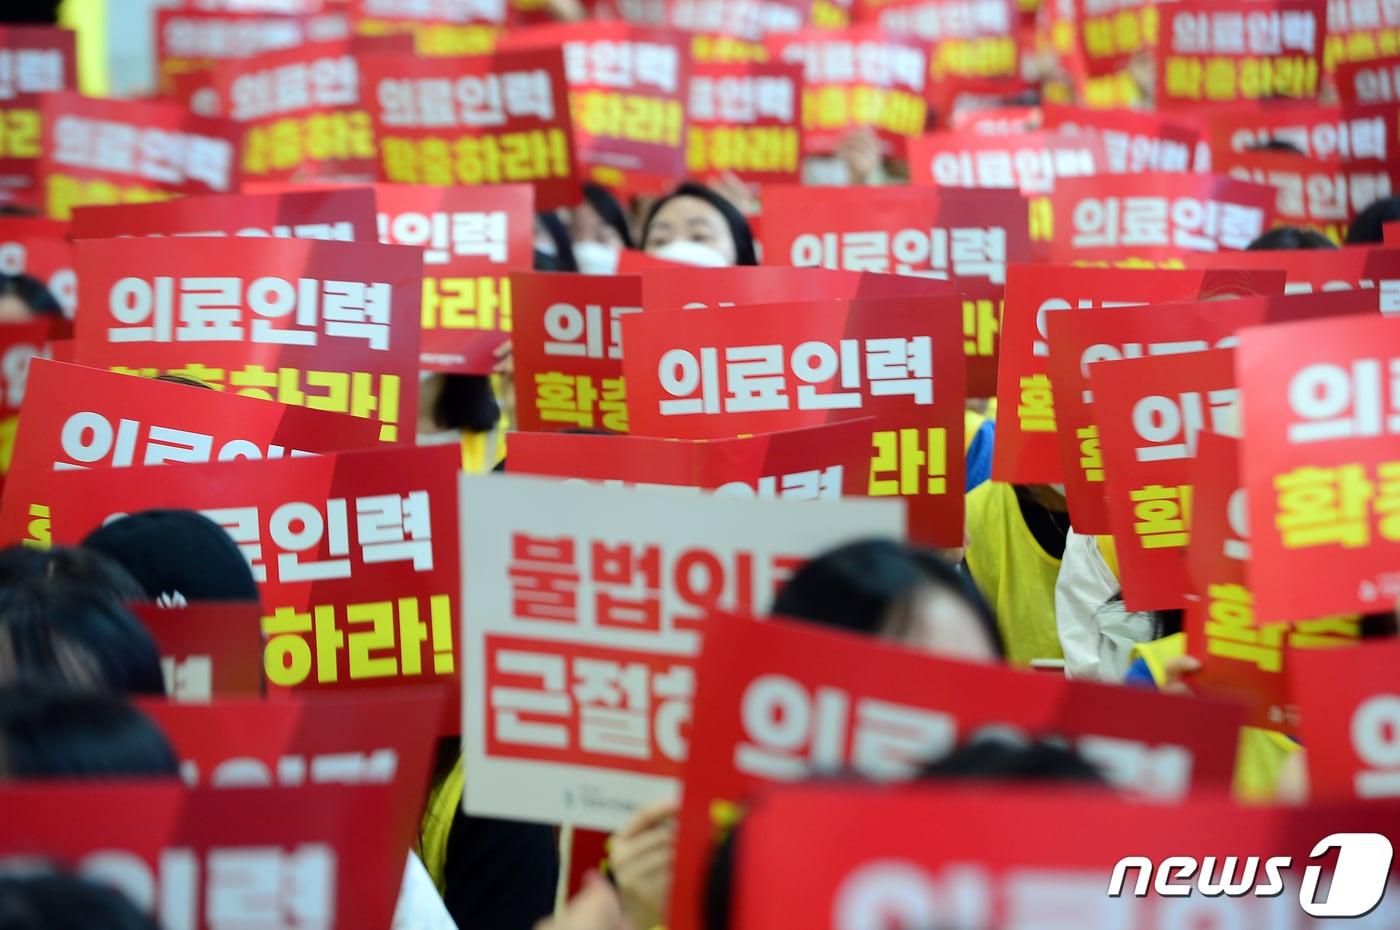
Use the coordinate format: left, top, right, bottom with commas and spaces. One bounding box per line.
0, 682, 178, 779
1346, 195, 1400, 244
569, 183, 635, 275
0, 276, 63, 324
81, 510, 259, 606
640, 183, 758, 266
0, 872, 161, 930
1246, 226, 1337, 250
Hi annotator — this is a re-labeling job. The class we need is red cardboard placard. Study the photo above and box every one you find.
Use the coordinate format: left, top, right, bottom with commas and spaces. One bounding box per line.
508, 419, 873, 498
360, 46, 579, 209
0, 27, 76, 206
730, 783, 1400, 930
511, 271, 641, 433
1181, 432, 1360, 737
1092, 348, 1238, 611
0, 359, 383, 547
48, 444, 462, 710
0, 781, 407, 930
761, 184, 1034, 396
766, 29, 928, 154
622, 297, 967, 546
992, 263, 1284, 485
139, 691, 443, 842
206, 41, 376, 182
637, 265, 955, 311
155, 7, 351, 92
375, 182, 534, 372
69, 188, 378, 241
72, 237, 422, 444
39, 93, 243, 221
132, 602, 266, 701
1293, 640, 1400, 802
686, 61, 803, 185
501, 23, 690, 193
669, 611, 1244, 930
1064, 0, 1156, 77
1045, 289, 1378, 533
1240, 314, 1400, 622
1156, 1, 1328, 109
1202, 102, 1398, 165
1186, 245, 1400, 300
1335, 52, 1400, 105
857, 0, 1019, 85
1041, 103, 1204, 174
906, 130, 1108, 194
1049, 173, 1279, 260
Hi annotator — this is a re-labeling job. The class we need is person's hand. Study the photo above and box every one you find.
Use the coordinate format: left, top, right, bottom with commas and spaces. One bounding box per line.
1158, 655, 1201, 696
709, 172, 759, 215
608, 798, 680, 930
835, 127, 882, 185
492, 338, 516, 426
534, 872, 626, 930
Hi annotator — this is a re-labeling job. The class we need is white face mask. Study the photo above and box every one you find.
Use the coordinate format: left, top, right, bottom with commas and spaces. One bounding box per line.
650, 239, 732, 268
573, 240, 621, 275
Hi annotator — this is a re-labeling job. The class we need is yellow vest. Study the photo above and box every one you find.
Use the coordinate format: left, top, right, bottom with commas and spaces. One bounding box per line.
419, 758, 466, 895
1133, 634, 1299, 804
964, 482, 1064, 666
460, 424, 508, 474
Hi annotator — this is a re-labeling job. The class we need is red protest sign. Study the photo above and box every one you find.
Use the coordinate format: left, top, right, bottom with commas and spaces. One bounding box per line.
458, 473, 906, 830
1240, 314, 1400, 622
686, 61, 803, 185
39, 93, 243, 221
854, 0, 1019, 85
766, 29, 928, 154
1186, 245, 1400, 300
1336, 52, 1400, 105
1041, 103, 1204, 174
0, 782, 407, 930
1091, 348, 1237, 611
1065, 0, 1156, 78
1181, 432, 1361, 737
730, 784, 1400, 930
205, 41, 376, 182
622, 297, 967, 546
761, 184, 1034, 396
155, 7, 352, 92
638, 265, 955, 312
1390, 222, 1400, 247
48, 445, 461, 709
131, 602, 265, 702
906, 130, 1108, 195
0, 359, 383, 547
72, 237, 422, 444
0, 217, 75, 318
992, 263, 1284, 485
1324, 2, 1400, 72
138, 691, 443, 842
1213, 147, 1400, 245
670, 611, 1244, 930
1045, 289, 1379, 533
0, 320, 52, 418
349, 0, 505, 57
375, 182, 533, 372
1049, 173, 1278, 261
1202, 102, 1398, 164
511, 271, 641, 433
508, 420, 872, 498
360, 46, 579, 209
1293, 640, 1400, 802
69, 187, 378, 241
1156, 1, 1327, 109
608, 0, 809, 40
0, 27, 75, 207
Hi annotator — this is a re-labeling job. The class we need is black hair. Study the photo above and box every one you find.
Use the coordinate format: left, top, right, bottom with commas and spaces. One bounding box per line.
431, 375, 501, 434
773, 539, 1003, 657
0, 681, 179, 779
1151, 608, 1184, 641
1247, 226, 1337, 251
82, 510, 260, 605
582, 183, 635, 249
0, 581, 166, 696
152, 374, 215, 390
0, 872, 160, 930
1347, 196, 1400, 244
535, 212, 578, 272
641, 182, 758, 266
1243, 138, 1306, 156
0, 274, 62, 317
919, 734, 1107, 784
0, 546, 145, 603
